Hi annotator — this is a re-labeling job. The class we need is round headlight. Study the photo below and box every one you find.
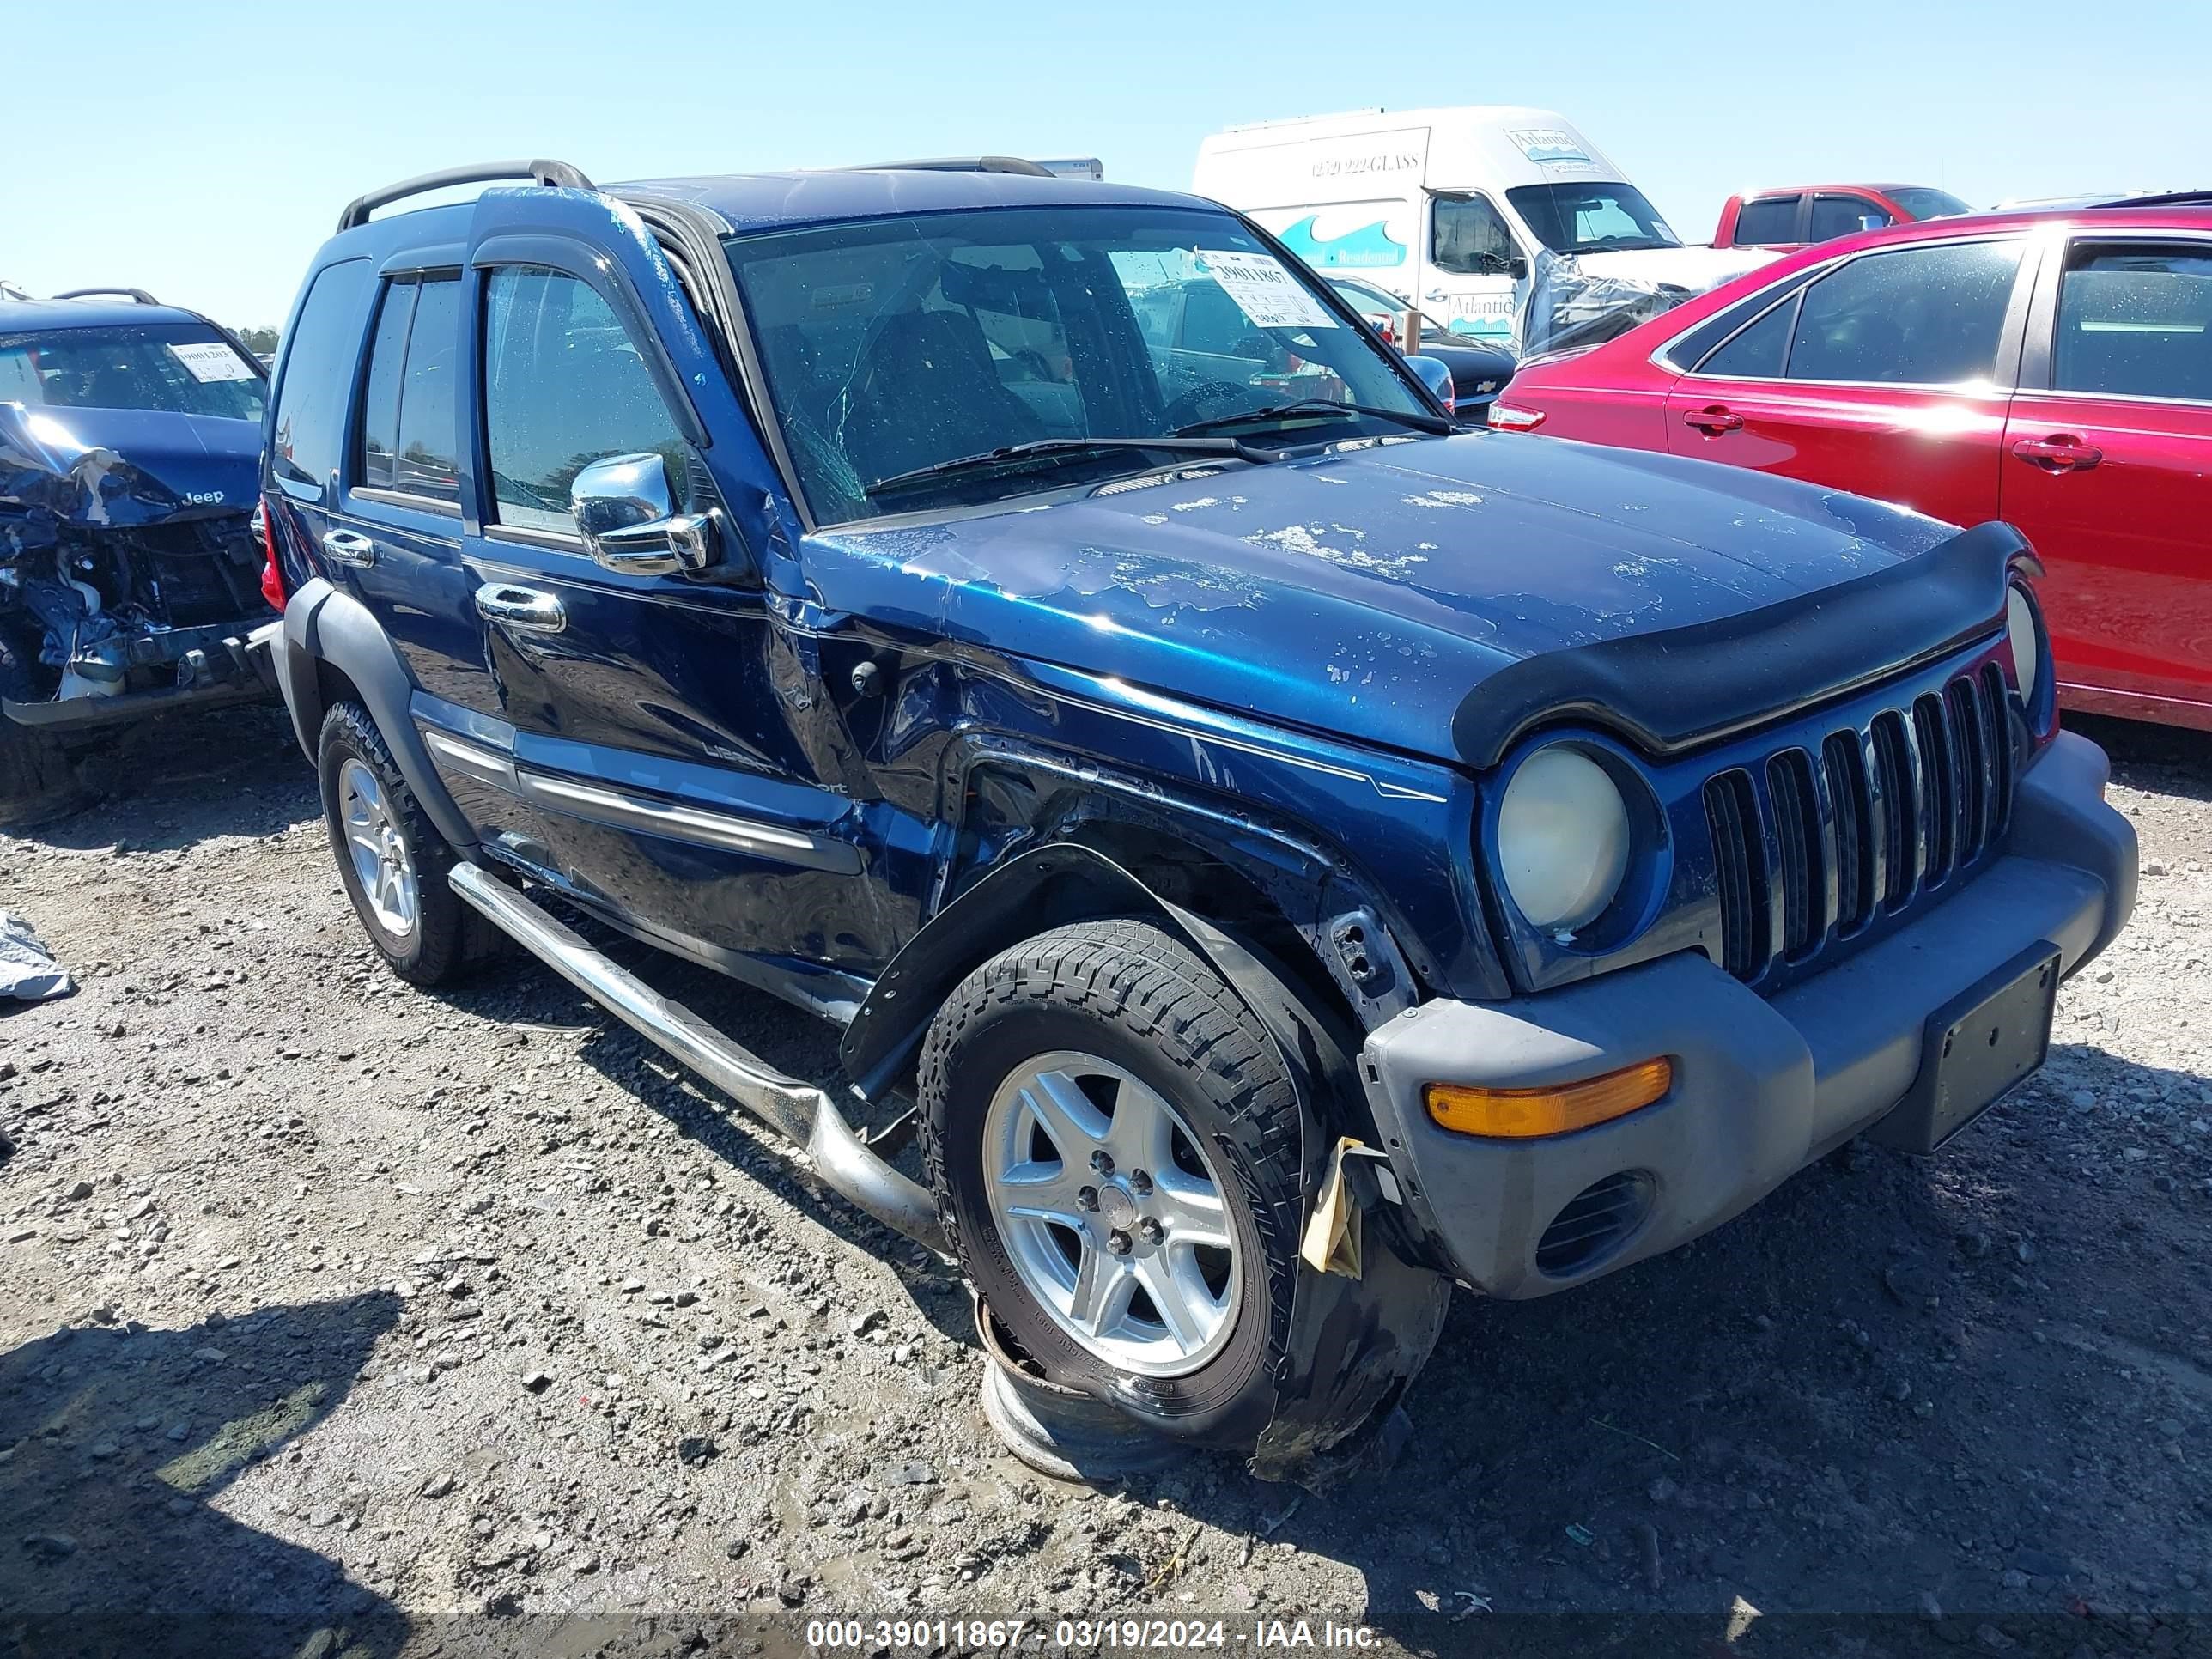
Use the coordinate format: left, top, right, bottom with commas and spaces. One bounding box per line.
1497, 748, 1632, 933
2006, 585, 2040, 701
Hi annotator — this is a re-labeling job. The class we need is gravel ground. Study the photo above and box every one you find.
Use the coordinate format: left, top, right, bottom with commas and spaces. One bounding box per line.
2, 706, 2208, 1659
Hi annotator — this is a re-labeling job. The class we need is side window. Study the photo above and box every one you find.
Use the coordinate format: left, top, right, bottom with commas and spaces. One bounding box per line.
1731, 196, 1802, 246
2053, 242, 2212, 403
1785, 240, 2023, 386
482, 266, 687, 537
1700, 295, 1799, 379
1667, 272, 1816, 370
393, 277, 461, 503
357, 281, 416, 489
1430, 195, 1516, 276
270, 258, 374, 500
1809, 194, 1892, 242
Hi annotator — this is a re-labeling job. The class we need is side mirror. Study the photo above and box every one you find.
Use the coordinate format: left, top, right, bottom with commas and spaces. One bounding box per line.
1508, 255, 1529, 281
1405, 353, 1456, 414
1857, 213, 1886, 233
570, 453, 721, 577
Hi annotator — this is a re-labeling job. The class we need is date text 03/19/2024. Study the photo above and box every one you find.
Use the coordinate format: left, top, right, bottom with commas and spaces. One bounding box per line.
804, 1619, 1383, 1650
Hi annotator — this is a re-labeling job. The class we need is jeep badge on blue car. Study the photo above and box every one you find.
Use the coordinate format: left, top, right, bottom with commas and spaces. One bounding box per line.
259, 156, 2135, 1476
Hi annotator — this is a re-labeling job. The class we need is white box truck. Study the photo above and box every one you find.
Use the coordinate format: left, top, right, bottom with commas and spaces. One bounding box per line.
1193, 107, 1774, 351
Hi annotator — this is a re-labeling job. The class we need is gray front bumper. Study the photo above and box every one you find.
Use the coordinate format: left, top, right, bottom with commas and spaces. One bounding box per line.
1358, 731, 2136, 1299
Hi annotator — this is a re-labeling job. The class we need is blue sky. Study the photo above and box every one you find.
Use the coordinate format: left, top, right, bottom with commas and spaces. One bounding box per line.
7, 0, 2204, 327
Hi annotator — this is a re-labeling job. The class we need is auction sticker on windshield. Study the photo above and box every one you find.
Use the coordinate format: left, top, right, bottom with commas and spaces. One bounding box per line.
167, 341, 257, 382
1196, 250, 1339, 331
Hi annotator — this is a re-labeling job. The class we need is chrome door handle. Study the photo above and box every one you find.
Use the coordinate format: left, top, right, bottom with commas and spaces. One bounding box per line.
474, 582, 566, 634
321, 528, 378, 568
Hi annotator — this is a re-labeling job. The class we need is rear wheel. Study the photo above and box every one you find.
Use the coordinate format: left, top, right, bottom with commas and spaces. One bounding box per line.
919, 919, 1307, 1444
317, 700, 494, 986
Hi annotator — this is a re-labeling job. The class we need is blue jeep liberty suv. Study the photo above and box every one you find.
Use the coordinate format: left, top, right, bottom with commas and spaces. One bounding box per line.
263, 159, 2136, 1473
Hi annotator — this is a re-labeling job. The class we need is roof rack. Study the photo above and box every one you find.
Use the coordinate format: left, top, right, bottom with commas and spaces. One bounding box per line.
53, 286, 160, 305
337, 159, 593, 233
2086, 189, 2212, 210
839, 155, 1054, 177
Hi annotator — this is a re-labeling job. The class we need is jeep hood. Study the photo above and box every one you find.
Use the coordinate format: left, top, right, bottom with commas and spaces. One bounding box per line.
1, 401, 259, 550
807, 432, 1979, 769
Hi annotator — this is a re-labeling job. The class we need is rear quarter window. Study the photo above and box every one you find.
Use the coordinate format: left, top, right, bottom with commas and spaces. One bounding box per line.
270, 258, 374, 502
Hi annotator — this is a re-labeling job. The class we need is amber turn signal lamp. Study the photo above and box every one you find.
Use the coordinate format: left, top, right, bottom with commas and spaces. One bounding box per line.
1424, 1058, 1673, 1139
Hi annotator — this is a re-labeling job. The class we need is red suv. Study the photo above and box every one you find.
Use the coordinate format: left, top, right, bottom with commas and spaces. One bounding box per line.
1495, 198, 2212, 731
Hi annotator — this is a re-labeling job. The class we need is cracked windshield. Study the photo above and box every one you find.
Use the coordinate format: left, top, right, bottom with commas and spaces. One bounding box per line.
723, 206, 1435, 524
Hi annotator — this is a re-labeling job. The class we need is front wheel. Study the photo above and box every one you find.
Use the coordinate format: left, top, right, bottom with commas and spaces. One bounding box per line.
0, 716, 85, 828
918, 919, 1307, 1444
0, 641, 89, 828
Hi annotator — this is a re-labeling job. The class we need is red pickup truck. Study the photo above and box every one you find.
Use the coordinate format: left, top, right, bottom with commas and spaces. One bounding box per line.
1714, 184, 1971, 251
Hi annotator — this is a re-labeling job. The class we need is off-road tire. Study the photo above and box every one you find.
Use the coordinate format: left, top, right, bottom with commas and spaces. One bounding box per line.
0, 642, 89, 828
0, 718, 86, 829
918, 918, 1308, 1447
316, 700, 497, 987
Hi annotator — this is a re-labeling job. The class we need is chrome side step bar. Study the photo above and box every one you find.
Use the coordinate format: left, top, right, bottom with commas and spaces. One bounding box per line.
449, 863, 946, 1256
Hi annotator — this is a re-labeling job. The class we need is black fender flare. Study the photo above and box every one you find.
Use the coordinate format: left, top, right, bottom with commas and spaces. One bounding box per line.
279, 577, 480, 856
842, 842, 1302, 1103
842, 842, 1449, 1476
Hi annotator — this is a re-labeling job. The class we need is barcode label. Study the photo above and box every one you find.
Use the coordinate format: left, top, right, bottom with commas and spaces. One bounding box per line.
1196, 250, 1339, 331
167, 342, 258, 383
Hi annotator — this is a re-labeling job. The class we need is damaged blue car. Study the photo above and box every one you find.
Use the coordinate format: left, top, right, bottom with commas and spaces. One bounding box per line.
0, 291, 280, 820
264, 161, 2135, 1477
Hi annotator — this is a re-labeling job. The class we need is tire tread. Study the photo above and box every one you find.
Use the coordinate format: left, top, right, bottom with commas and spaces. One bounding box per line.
916, 918, 1306, 1428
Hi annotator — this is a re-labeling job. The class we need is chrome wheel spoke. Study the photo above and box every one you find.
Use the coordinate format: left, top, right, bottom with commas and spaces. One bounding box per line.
1107, 1086, 1181, 1179
1021, 1069, 1110, 1159
999, 1163, 1091, 1231
1066, 1249, 1136, 1338
1152, 1170, 1232, 1254
1134, 1251, 1215, 1352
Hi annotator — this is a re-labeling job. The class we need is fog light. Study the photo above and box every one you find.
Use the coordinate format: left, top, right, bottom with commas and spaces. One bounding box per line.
1425, 1058, 1673, 1139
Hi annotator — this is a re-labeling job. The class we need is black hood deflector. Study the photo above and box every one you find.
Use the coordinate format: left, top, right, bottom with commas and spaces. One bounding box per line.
1450, 520, 2034, 769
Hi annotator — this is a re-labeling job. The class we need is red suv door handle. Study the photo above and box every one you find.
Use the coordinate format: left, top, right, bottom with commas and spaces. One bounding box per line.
1682, 406, 1743, 434
2011, 434, 2103, 472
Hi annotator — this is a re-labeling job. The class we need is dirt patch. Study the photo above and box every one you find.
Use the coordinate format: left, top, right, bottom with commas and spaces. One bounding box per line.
2, 708, 2207, 1656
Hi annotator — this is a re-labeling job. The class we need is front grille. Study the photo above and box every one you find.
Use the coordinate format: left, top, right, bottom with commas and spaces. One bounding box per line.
1702, 665, 2015, 985
1535, 1170, 1653, 1277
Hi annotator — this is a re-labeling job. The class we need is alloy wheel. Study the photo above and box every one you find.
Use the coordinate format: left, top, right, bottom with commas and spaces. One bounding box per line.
337, 757, 419, 942
983, 1050, 1240, 1376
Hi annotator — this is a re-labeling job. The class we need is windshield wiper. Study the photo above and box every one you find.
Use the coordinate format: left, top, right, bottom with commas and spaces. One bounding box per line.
1172, 398, 1454, 440
865, 434, 1275, 499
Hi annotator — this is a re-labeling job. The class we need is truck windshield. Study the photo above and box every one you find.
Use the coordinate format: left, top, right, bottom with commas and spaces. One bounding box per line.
0, 322, 266, 422
1506, 183, 1682, 255
722, 204, 1435, 524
